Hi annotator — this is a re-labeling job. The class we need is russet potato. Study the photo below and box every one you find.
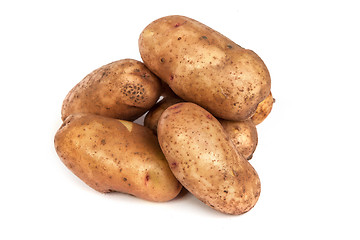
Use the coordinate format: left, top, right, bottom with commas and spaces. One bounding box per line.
139, 15, 271, 121
157, 102, 261, 214
61, 59, 161, 121
54, 113, 182, 202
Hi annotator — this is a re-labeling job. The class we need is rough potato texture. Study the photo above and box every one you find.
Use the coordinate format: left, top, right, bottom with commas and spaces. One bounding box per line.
157, 102, 261, 215
139, 15, 271, 121
61, 59, 161, 121
251, 91, 275, 125
144, 96, 184, 135
54, 113, 181, 202
219, 119, 258, 160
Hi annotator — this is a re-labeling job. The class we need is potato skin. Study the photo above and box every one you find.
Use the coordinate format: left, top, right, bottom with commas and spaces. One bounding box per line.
219, 119, 258, 160
54, 113, 181, 202
157, 102, 261, 214
251, 91, 275, 125
139, 15, 271, 121
61, 59, 161, 121
144, 96, 183, 135
145, 96, 257, 160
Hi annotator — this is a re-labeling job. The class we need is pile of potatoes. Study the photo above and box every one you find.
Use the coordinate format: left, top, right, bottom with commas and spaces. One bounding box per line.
54, 15, 274, 215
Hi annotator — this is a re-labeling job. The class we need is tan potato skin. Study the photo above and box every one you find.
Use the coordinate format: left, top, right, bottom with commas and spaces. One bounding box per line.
139, 15, 271, 121
54, 113, 182, 202
157, 102, 261, 214
219, 119, 258, 160
145, 96, 257, 160
144, 96, 184, 135
61, 59, 161, 121
251, 91, 275, 125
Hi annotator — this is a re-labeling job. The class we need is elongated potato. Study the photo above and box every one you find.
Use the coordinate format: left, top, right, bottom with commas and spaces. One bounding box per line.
251, 91, 275, 125
139, 15, 271, 121
54, 113, 181, 202
61, 59, 161, 121
219, 119, 258, 160
157, 102, 261, 214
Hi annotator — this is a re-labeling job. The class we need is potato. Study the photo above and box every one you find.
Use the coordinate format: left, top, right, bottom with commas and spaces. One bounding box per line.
144, 96, 183, 135
145, 96, 257, 160
61, 59, 161, 121
251, 91, 275, 125
219, 119, 258, 160
54, 113, 182, 202
139, 15, 271, 121
157, 102, 261, 214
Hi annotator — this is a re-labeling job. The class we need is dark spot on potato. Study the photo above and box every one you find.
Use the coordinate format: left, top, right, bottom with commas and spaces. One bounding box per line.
171, 162, 177, 168
121, 83, 146, 104
123, 177, 127, 181
160, 58, 165, 63
174, 23, 180, 27
206, 114, 213, 119
227, 44, 233, 49
224, 190, 228, 193
201, 36, 208, 40
169, 75, 174, 81
177, 37, 182, 40
101, 139, 106, 145
145, 174, 150, 181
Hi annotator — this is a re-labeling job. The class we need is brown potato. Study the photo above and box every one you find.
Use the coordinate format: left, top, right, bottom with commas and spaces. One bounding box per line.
251, 91, 275, 125
139, 15, 271, 121
54, 113, 182, 202
219, 119, 258, 160
157, 102, 261, 215
61, 59, 161, 121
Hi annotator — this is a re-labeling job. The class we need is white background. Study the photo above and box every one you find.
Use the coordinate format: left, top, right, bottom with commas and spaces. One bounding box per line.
1, 0, 359, 239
